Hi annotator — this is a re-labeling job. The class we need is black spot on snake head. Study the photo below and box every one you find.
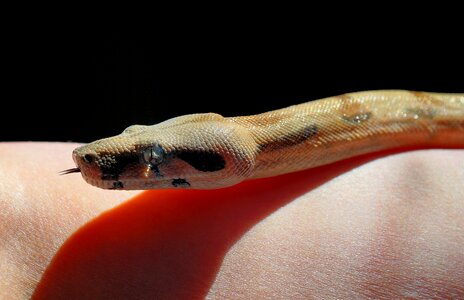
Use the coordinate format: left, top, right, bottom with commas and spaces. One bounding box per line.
110, 181, 124, 189
99, 152, 139, 181
175, 150, 226, 172
171, 178, 191, 187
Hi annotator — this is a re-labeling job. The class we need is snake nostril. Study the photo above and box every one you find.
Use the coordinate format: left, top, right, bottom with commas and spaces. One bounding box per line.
83, 154, 95, 164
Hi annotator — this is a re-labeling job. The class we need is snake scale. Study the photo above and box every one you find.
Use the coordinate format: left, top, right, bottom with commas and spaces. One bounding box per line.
63, 90, 464, 190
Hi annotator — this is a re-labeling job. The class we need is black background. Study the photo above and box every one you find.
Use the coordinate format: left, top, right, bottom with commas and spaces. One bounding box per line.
3, 25, 463, 143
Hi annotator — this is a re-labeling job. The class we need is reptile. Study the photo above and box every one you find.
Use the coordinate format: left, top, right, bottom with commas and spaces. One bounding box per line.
62, 90, 464, 190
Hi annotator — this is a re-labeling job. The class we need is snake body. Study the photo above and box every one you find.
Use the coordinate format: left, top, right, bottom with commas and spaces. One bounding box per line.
68, 90, 464, 190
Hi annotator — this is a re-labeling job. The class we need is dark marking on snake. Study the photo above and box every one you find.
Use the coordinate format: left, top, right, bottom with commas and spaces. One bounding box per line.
305, 124, 319, 138
176, 150, 226, 172
100, 152, 139, 181
172, 178, 190, 187
341, 112, 372, 125
110, 181, 124, 189
149, 164, 163, 177
260, 124, 319, 151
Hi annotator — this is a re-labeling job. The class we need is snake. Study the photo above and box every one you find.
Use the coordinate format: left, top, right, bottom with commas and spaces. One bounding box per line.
63, 90, 464, 190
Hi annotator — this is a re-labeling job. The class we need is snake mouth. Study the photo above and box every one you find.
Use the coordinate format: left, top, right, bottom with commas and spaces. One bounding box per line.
82, 178, 172, 190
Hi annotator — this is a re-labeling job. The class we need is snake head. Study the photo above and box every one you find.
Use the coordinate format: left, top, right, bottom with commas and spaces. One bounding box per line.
69, 113, 257, 190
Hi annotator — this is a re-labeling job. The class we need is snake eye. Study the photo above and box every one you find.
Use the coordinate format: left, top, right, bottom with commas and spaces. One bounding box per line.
142, 145, 165, 165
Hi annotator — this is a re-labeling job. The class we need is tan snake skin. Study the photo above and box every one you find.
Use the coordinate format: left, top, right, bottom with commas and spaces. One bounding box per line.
66, 90, 464, 190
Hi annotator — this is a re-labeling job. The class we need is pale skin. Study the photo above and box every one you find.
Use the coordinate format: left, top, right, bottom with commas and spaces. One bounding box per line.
1, 143, 463, 299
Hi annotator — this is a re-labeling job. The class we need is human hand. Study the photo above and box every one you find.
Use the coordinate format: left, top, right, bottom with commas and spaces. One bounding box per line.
1, 143, 463, 299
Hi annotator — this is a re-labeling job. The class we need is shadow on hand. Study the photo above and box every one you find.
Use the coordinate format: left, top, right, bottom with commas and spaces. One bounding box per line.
32, 148, 430, 299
